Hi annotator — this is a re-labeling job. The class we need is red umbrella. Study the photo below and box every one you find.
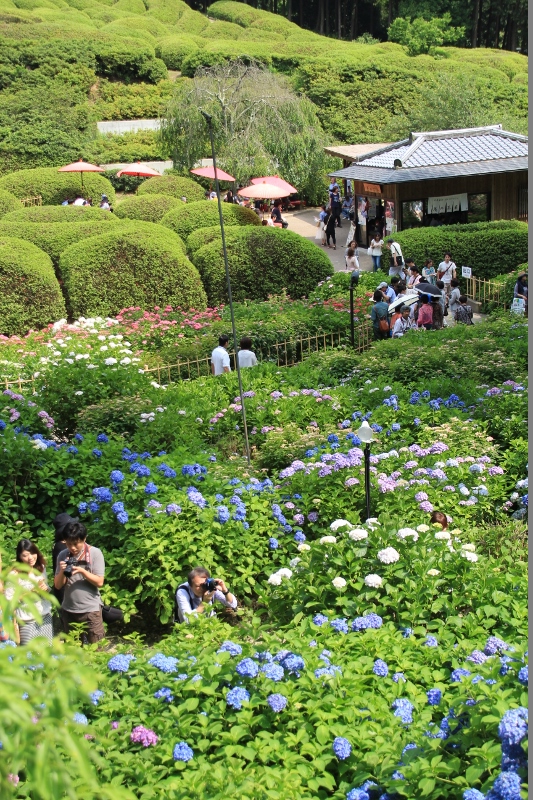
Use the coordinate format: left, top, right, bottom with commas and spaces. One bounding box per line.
191, 166, 235, 182
251, 175, 297, 194
116, 162, 162, 178
58, 159, 105, 190
238, 182, 291, 199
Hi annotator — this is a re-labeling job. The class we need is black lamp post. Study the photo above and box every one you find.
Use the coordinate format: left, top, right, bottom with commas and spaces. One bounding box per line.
349, 268, 359, 348
357, 420, 373, 520
200, 110, 251, 464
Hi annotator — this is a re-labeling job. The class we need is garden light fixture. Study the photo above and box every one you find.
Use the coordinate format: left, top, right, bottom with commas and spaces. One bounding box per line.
357, 420, 373, 519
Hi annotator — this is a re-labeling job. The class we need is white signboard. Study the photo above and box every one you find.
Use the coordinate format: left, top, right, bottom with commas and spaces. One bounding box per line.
511, 298, 525, 315
427, 193, 468, 214
461, 266, 472, 278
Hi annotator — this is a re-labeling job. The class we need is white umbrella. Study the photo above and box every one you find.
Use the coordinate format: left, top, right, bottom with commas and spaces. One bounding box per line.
387, 294, 419, 314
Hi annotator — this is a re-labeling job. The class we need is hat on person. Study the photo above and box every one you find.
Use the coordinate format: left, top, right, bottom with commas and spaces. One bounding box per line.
386, 237, 394, 243
377, 281, 388, 289
52, 512, 78, 539
101, 194, 108, 200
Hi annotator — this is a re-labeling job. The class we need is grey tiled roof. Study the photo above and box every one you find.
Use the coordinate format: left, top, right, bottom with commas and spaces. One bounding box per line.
362, 133, 527, 168
329, 156, 528, 184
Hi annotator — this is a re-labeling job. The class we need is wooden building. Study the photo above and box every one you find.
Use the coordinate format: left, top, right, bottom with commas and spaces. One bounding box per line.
327, 125, 528, 246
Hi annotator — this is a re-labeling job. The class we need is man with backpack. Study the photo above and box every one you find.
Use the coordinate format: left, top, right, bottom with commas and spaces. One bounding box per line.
175, 567, 237, 623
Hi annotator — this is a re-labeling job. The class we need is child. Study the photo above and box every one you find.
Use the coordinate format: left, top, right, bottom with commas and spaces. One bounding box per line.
454, 296, 474, 325
237, 337, 258, 368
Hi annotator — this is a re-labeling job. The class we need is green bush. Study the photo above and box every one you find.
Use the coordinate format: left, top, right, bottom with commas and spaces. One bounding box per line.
192, 226, 332, 304
0, 168, 116, 207
59, 226, 206, 317
0, 236, 66, 335
161, 200, 261, 241
394, 220, 528, 279
0, 219, 120, 267
180, 48, 229, 77
0, 189, 21, 218
186, 224, 228, 255
155, 35, 200, 69
114, 193, 183, 224
137, 174, 205, 202
3, 205, 118, 223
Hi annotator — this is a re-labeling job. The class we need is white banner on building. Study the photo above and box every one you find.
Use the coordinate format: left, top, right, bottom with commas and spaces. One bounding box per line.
428, 193, 468, 214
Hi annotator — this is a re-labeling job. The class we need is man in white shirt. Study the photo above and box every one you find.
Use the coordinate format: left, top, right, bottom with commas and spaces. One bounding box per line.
73, 195, 85, 206
211, 335, 231, 376
237, 337, 258, 368
377, 281, 396, 304
437, 253, 456, 298
99, 195, 110, 210
175, 566, 237, 623
209, 190, 217, 200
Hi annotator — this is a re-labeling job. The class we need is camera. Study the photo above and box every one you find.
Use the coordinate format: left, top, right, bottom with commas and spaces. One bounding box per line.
203, 577, 217, 593
63, 555, 88, 579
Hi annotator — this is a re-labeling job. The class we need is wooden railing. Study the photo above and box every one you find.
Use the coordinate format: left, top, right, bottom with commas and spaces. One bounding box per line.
20, 195, 42, 207
143, 322, 372, 384
2, 375, 36, 391
465, 276, 509, 308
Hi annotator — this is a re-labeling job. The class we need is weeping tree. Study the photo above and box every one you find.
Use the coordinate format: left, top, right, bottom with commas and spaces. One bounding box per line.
159, 60, 334, 204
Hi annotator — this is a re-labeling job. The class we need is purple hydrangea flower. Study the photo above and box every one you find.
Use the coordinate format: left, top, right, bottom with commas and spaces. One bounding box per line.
332, 736, 351, 760
130, 726, 158, 747
173, 741, 194, 762
267, 693, 287, 712
373, 659, 388, 677
236, 658, 259, 679
427, 688, 442, 705
226, 686, 250, 710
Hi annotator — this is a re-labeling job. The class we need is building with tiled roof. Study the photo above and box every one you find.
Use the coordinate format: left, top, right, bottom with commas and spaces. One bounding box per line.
327, 125, 528, 242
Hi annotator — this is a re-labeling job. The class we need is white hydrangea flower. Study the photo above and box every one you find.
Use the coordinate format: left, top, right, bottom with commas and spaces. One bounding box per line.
120, 358, 132, 365
461, 543, 476, 552
297, 543, 311, 552
366, 517, 380, 525
289, 557, 301, 568
462, 550, 478, 562
104, 358, 117, 366
364, 574, 383, 588
330, 519, 351, 531
435, 531, 451, 540
99, 345, 108, 352
377, 547, 400, 564
277, 568, 293, 579
348, 528, 368, 541
427, 569, 440, 576
86, 364, 98, 369
320, 536, 337, 544
32, 439, 47, 450
267, 573, 282, 586
417, 524, 430, 533
397, 527, 419, 541
74, 391, 83, 396
332, 577, 347, 589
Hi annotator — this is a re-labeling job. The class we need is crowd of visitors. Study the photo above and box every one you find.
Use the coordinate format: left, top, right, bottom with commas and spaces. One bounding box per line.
61, 194, 112, 210
211, 335, 258, 375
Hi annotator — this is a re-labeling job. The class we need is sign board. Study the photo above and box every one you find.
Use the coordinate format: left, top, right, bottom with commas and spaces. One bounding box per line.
363, 183, 382, 194
511, 298, 526, 315
461, 266, 472, 278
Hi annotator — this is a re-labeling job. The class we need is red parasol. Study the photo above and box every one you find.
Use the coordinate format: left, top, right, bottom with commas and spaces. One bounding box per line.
251, 175, 297, 194
237, 182, 291, 199
116, 162, 162, 178
191, 166, 235, 182
58, 159, 105, 190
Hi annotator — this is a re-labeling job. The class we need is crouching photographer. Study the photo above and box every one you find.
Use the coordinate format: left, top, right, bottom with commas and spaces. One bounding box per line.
54, 521, 105, 643
175, 566, 237, 623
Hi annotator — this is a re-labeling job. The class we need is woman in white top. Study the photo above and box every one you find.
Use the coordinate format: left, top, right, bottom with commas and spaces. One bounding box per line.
345, 247, 359, 273
6, 540, 53, 645
369, 233, 383, 272
237, 337, 258, 368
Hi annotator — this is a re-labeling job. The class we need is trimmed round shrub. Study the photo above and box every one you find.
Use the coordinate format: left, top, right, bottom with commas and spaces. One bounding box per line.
394, 220, 528, 280
59, 227, 206, 317
0, 189, 21, 219
114, 193, 184, 224
3, 205, 119, 224
137, 175, 205, 202
161, 200, 261, 241
0, 219, 121, 268
0, 237, 66, 336
0, 168, 116, 208
186, 225, 227, 256
192, 227, 331, 304
156, 35, 200, 70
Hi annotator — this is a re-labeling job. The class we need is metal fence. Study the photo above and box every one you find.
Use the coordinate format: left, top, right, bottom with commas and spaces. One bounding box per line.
20, 195, 42, 207
465, 276, 509, 308
143, 323, 372, 384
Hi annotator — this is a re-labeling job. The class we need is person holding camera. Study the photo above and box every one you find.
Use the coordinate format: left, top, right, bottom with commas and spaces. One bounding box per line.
54, 522, 105, 643
175, 567, 237, 623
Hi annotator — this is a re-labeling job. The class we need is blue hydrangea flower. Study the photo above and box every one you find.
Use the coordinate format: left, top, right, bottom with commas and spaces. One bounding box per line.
89, 690, 104, 706
108, 654, 135, 672
96, 433, 109, 444
154, 687, 174, 703
65, 478, 75, 487
450, 668, 471, 683
92, 487, 113, 503
373, 659, 388, 677
269, 537, 279, 549
78, 502, 88, 514
110, 470, 124, 484
498, 707, 528, 747
261, 662, 284, 682
346, 790, 370, 800
427, 688, 442, 705
166, 504, 181, 515
215, 506, 230, 523
393, 672, 406, 683
332, 736, 351, 760
330, 618, 349, 634
391, 423, 401, 432
88, 501, 99, 513
518, 665, 528, 686
294, 531, 306, 543
313, 614, 328, 627
463, 790, 485, 800
173, 741, 194, 762
218, 641, 242, 657
175, 674, 188, 681
327, 434, 339, 444
111, 502, 125, 514
279, 653, 305, 675
492, 771, 522, 800
226, 686, 250, 710
92, 448, 102, 458
74, 433, 84, 442
267, 693, 287, 712
425, 635, 438, 647
145, 482, 158, 495
73, 712, 88, 725
392, 698, 414, 724
391, 771, 405, 780
67, 446, 78, 455
116, 511, 129, 524
255, 651, 273, 662
236, 658, 259, 678
467, 650, 488, 665
215, 494, 224, 501
148, 653, 178, 674
402, 627, 413, 638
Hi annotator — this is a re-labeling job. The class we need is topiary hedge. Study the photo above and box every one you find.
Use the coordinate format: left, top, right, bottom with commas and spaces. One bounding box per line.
3, 205, 119, 224
0, 189, 22, 219
155, 35, 200, 69
59, 226, 206, 317
0, 168, 116, 207
114, 193, 183, 224
394, 220, 528, 280
0, 237, 66, 336
186, 224, 228, 256
137, 175, 205, 202
192, 226, 332, 305
161, 200, 261, 241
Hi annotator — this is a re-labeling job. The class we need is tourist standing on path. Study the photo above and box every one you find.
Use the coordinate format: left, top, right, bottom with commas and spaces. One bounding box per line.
325, 208, 337, 249
318, 204, 328, 246
330, 187, 343, 227
386, 237, 405, 280
369, 232, 383, 272
437, 253, 457, 299
417, 295, 434, 329
514, 273, 528, 316
422, 258, 436, 285
345, 247, 359, 272
211, 335, 231, 376
370, 290, 390, 340
237, 337, 258, 368
454, 296, 474, 325
448, 279, 461, 319
431, 296, 444, 329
